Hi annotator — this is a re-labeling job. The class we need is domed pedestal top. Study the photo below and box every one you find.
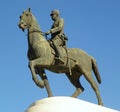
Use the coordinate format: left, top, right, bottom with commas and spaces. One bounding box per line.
25, 96, 119, 112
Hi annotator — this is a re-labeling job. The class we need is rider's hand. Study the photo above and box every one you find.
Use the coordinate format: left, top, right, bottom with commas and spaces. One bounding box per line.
45, 30, 51, 35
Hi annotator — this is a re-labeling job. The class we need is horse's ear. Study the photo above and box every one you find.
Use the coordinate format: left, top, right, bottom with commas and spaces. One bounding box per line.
28, 8, 31, 12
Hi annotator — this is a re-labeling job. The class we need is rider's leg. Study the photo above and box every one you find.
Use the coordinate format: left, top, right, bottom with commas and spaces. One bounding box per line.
52, 38, 64, 63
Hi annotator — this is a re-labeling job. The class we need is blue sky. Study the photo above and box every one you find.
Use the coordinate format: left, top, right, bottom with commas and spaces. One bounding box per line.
0, 0, 120, 111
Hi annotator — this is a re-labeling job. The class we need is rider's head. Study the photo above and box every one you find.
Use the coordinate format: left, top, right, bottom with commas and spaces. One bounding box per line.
50, 9, 60, 21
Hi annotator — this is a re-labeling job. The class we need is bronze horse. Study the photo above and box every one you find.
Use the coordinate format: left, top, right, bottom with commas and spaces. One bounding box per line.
18, 8, 103, 105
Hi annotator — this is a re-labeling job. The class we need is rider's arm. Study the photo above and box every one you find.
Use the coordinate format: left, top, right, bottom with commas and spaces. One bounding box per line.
50, 18, 64, 34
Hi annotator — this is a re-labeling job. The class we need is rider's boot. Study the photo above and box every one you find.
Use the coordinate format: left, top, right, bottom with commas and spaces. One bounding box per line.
55, 48, 64, 64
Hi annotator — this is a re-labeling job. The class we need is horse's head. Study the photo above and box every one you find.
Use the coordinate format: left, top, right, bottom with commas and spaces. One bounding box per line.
18, 8, 32, 31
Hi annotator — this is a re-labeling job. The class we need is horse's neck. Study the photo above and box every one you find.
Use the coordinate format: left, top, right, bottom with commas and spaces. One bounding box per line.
28, 15, 45, 41
29, 15, 41, 32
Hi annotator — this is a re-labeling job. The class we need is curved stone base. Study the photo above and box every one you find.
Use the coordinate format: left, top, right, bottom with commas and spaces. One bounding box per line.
25, 96, 119, 112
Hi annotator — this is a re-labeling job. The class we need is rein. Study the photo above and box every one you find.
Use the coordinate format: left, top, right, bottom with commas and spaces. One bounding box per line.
29, 29, 49, 40
23, 29, 45, 38
29, 29, 44, 35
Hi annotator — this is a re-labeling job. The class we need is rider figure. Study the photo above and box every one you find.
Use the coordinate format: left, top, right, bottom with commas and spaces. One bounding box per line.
45, 9, 67, 64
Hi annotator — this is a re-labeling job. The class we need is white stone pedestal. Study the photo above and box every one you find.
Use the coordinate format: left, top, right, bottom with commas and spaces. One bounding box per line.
25, 96, 119, 112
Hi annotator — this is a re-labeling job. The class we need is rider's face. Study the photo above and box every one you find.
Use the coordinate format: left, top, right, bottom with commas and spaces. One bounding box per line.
51, 14, 58, 21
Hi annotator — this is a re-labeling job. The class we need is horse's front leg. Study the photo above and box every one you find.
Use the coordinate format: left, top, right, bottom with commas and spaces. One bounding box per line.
38, 68, 53, 97
29, 61, 44, 88
29, 61, 53, 97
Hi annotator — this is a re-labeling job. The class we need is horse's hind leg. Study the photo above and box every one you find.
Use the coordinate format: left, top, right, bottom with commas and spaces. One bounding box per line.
83, 70, 103, 105
66, 71, 84, 98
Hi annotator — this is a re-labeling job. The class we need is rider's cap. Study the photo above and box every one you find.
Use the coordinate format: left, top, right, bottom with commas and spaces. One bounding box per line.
50, 9, 60, 16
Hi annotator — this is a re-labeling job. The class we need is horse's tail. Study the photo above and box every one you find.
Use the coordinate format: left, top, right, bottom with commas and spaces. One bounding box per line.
91, 58, 101, 84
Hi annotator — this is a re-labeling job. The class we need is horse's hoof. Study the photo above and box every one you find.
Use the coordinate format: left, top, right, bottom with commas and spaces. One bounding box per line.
38, 80, 45, 88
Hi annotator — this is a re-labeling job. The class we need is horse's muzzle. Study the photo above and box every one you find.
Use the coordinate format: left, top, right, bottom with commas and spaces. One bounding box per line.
18, 23, 25, 32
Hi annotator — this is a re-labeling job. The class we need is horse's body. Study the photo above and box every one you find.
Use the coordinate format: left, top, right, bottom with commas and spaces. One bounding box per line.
18, 8, 103, 105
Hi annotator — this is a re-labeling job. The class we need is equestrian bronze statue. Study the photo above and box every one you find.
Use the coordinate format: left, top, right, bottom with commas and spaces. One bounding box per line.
18, 8, 103, 105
